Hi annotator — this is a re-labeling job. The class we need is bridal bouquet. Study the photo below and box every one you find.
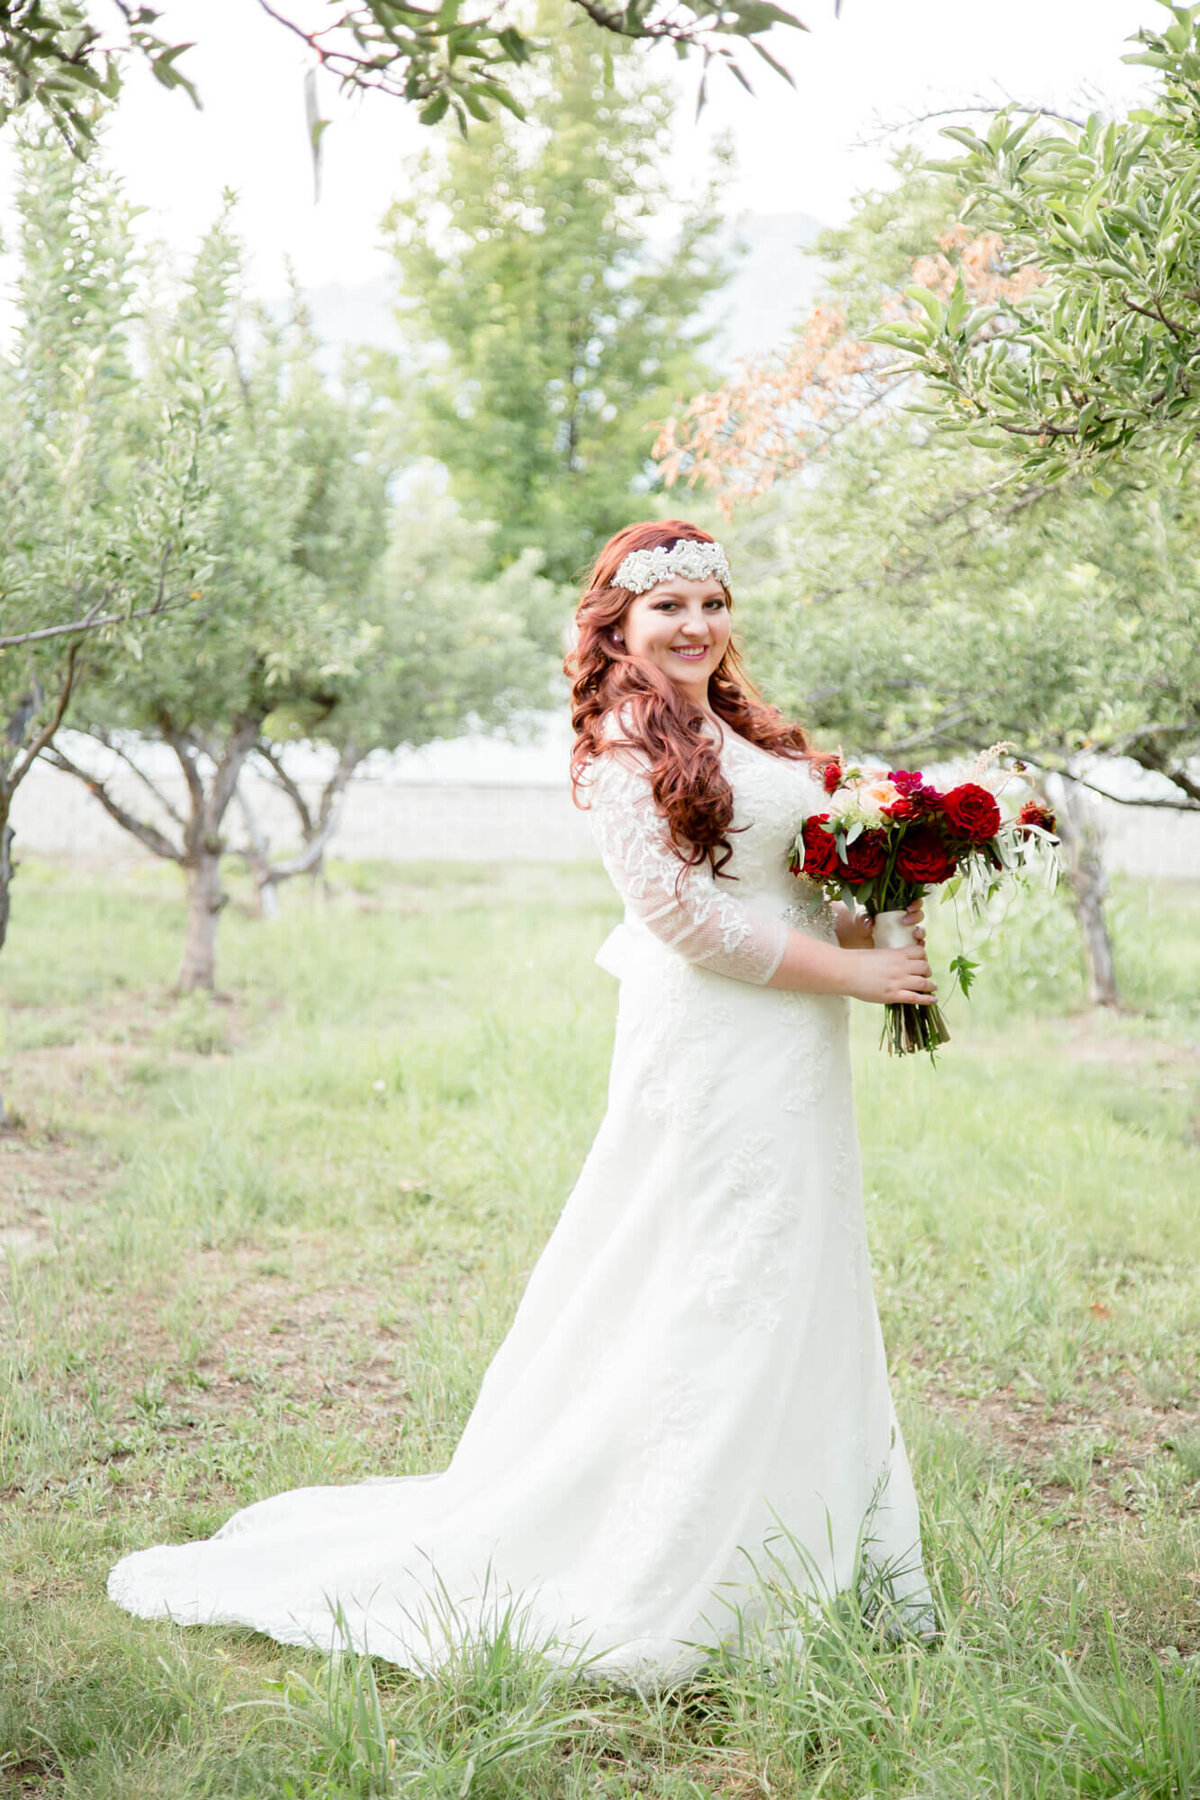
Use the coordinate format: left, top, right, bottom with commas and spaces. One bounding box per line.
788, 753, 1060, 1057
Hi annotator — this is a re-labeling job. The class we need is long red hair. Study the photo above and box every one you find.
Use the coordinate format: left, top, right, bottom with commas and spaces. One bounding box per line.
567, 519, 819, 878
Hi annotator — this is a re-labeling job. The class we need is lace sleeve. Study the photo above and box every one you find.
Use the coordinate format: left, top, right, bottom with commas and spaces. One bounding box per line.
582, 749, 788, 986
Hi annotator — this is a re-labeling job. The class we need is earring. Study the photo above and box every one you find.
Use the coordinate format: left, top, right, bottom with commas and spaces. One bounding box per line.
612, 631, 624, 645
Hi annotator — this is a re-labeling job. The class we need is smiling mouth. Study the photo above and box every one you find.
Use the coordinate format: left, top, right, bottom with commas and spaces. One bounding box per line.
669, 645, 710, 660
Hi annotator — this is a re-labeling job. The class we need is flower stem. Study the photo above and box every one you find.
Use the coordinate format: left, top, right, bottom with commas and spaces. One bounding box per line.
880, 999, 951, 1058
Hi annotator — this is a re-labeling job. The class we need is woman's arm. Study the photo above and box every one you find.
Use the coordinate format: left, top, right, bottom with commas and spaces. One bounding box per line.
765, 929, 936, 1004
583, 750, 788, 983
582, 750, 936, 1003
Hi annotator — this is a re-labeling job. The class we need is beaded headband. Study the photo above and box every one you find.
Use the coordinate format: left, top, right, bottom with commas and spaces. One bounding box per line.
613, 538, 732, 594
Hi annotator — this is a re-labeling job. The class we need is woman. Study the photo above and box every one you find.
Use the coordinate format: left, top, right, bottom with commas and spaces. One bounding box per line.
108, 520, 936, 1684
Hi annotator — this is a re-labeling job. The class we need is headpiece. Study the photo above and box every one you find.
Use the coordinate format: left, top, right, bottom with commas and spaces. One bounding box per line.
613, 538, 732, 595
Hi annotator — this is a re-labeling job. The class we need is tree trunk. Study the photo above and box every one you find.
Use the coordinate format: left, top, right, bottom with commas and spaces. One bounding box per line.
0, 803, 11, 1125
234, 784, 279, 919
237, 742, 359, 916
170, 710, 263, 990
1054, 776, 1120, 1008
178, 848, 226, 993
0, 804, 13, 958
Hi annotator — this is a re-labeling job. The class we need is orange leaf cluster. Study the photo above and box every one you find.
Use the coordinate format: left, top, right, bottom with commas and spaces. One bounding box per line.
652, 232, 1042, 512
910, 226, 1044, 306
652, 305, 888, 513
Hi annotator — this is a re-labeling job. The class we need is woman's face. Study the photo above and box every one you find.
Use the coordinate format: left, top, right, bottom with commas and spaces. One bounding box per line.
618, 577, 731, 706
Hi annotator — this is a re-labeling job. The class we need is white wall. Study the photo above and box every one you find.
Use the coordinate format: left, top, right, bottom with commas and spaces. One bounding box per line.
11, 757, 1200, 879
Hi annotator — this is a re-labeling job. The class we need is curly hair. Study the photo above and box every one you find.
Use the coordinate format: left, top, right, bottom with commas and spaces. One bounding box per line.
567, 519, 821, 879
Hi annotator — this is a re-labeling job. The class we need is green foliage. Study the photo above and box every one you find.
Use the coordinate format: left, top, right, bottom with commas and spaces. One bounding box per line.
737, 417, 1200, 794
0, 0, 805, 153
0, 130, 211, 671
0, 1, 197, 155
870, 1, 1200, 485
72, 215, 380, 745
0, 129, 217, 950
714, 155, 1199, 815
265, 466, 563, 764
385, 7, 733, 582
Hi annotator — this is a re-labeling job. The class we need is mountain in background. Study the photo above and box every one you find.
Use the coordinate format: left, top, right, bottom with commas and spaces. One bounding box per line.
699, 210, 826, 364
291, 211, 826, 371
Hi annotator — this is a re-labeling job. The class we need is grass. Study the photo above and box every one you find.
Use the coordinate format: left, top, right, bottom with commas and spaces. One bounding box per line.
1, 854, 1197, 1798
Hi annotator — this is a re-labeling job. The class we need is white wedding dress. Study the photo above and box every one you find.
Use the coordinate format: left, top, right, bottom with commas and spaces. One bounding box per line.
108, 722, 932, 1683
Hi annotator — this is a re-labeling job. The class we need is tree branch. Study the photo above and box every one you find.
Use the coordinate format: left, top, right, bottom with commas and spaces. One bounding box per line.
160, 716, 206, 821
316, 742, 362, 831
7, 640, 83, 796
43, 747, 185, 861
234, 744, 359, 889
1120, 291, 1190, 341
207, 713, 265, 837
79, 729, 187, 830
255, 803, 343, 882
1125, 739, 1200, 807
0, 591, 199, 651
1013, 749, 1200, 812
253, 741, 315, 836
857, 98, 1089, 146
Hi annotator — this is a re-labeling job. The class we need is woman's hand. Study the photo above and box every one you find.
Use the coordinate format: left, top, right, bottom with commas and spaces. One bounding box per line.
843, 944, 937, 1006
835, 897, 926, 952
904, 897, 926, 945
833, 902, 875, 950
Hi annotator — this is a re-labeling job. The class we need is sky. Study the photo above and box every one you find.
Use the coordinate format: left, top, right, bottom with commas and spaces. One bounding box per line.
0, 0, 1159, 299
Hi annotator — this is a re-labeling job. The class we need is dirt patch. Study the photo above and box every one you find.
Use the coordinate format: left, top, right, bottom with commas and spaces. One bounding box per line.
1064, 1017, 1199, 1083
0, 1131, 111, 1262
181, 1258, 418, 1428
924, 1368, 1200, 1518
38, 1240, 436, 1496
0, 1754, 65, 1797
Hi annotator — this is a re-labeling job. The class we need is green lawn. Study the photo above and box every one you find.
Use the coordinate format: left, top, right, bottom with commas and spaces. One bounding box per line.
1, 856, 1198, 1798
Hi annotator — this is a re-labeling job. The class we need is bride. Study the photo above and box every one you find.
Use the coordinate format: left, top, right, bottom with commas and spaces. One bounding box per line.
108, 520, 937, 1683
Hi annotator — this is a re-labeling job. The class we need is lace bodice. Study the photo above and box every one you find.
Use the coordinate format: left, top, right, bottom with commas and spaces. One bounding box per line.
582, 723, 827, 985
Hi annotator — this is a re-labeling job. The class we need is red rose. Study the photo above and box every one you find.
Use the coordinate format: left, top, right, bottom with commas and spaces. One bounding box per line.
822, 761, 843, 795
883, 797, 919, 821
839, 828, 888, 883
794, 814, 839, 880
894, 825, 958, 885
1018, 800, 1057, 836
941, 782, 1001, 843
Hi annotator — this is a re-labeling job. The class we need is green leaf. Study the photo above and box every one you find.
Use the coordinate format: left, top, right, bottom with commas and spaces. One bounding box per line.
496, 26, 531, 61
949, 954, 980, 999
940, 126, 991, 157
748, 36, 796, 85
906, 285, 947, 325
717, 0, 807, 33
